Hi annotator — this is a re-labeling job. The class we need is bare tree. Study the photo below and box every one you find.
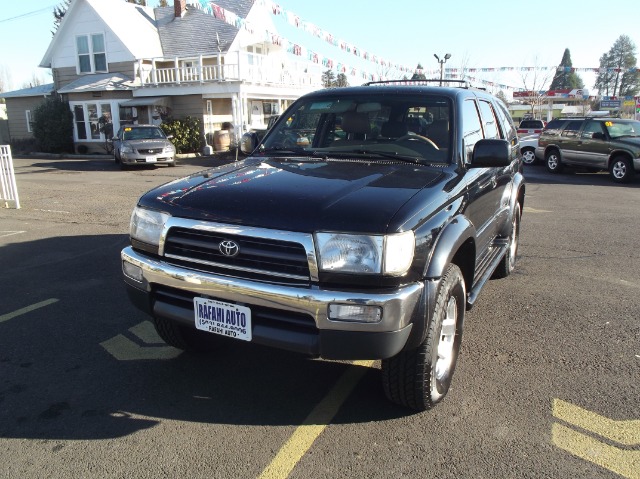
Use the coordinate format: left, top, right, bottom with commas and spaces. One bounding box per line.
0, 65, 12, 95
21, 73, 47, 89
517, 60, 554, 118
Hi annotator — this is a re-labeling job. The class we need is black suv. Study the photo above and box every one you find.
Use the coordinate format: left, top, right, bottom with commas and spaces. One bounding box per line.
536, 117, 640, 182
121, 81, 525, 411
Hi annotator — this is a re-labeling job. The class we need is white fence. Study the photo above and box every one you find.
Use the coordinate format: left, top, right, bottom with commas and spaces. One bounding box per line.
0, 145, 20, 209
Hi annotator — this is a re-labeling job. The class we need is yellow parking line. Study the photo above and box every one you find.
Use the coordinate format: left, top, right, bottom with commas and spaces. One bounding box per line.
0, 298, 59, 324
258, 360, 375, 479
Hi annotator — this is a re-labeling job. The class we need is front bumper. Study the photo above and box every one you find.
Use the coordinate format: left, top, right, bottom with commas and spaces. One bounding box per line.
121, 153, 175, 165
121, 246, 429, 359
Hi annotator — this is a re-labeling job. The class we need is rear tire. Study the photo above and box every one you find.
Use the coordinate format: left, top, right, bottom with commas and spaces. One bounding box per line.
610, 156, 634, 183
521, 147, 536, 165
546, 149, 563, 173
382, 264, 465, 411
493, 202, 521, 279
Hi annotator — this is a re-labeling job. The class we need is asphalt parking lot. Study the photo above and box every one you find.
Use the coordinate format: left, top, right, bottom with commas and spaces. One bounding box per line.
0, 156, 638, 478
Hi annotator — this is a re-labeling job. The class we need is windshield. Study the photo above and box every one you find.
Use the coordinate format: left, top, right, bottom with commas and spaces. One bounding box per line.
123, 127, 166, 141
260, 94, 453, 164
604, 120, 640, 139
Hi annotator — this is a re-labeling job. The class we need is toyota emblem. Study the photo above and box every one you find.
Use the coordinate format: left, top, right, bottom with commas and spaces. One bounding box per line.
219, 240, 240, 257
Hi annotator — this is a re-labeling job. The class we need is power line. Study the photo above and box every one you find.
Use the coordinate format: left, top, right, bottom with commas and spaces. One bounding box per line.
0, 5, 58, 24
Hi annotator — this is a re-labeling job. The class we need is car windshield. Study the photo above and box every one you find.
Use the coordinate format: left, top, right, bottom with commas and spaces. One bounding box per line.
259, 94, 453, 164
604, 120, 640, 139
123, 127, 166, 141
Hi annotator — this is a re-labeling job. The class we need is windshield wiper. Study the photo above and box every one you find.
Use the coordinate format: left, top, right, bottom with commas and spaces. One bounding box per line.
258, 146, 309, 155
332, 149, 426, 165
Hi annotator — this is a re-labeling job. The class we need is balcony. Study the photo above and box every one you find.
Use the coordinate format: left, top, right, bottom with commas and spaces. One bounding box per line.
135, 51, 323, 90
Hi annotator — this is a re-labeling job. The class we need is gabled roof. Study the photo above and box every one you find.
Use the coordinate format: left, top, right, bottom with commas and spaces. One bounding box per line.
0, 83, 55, 99
155, 1, 255, 57
40, 0, 163, 69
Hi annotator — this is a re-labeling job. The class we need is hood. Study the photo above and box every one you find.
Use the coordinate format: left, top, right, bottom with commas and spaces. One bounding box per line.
125, 139, 172, 149
141, 156, 450, 233
614, 136, 640, 149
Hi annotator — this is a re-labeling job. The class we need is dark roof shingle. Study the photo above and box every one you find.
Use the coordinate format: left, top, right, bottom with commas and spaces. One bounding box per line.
155, 1, 255, 57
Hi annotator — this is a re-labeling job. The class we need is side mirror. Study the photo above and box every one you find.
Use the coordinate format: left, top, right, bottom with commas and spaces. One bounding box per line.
470, 139, 511, 168
240, 132, 259, 155
592, 132, 605, 140
166, 134, 174, 140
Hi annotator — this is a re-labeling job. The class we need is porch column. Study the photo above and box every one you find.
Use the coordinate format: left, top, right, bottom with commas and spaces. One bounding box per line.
152, 59, 157, 85
199, 54, 204, 84
175, 57, 180, 85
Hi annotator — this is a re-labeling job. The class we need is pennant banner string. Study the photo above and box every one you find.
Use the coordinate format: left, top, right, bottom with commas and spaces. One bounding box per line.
200, 2, 638, 89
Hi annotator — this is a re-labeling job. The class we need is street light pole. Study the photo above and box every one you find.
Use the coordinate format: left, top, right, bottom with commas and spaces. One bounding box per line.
434, 53, 451, 86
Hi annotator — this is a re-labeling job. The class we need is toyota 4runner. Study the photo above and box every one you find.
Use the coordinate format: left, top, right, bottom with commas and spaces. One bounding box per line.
121, 81, 525, 411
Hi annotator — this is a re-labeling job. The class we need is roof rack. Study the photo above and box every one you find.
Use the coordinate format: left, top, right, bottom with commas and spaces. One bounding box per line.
364, 79, 471, 88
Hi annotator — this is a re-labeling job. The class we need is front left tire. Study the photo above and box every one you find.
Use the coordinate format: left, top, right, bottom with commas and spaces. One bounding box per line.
382, 263, 465, 411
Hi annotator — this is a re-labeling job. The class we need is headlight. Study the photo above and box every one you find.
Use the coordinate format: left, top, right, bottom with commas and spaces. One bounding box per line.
315, 231, 414, 275
121, 144, 134, 153
130, 206, 170, 246
163, 145, 175, 154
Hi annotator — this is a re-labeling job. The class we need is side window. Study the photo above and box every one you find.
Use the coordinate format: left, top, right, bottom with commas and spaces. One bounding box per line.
581, 121, 604, 139
25, 110, 33, 133
561, 120, 583, 139
462, 99, 483, 162
494, 102, 516, 141
478, 100, 499, 139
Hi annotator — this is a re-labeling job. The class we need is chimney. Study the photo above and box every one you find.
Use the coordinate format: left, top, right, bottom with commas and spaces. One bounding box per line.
174, 0, 186, 18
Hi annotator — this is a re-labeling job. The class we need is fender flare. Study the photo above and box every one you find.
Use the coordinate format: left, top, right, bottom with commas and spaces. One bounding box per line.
424, 216, 476, 281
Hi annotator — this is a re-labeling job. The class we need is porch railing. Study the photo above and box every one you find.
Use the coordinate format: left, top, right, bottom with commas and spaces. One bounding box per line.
0, 145, 20, 209
136, 51, 323, 89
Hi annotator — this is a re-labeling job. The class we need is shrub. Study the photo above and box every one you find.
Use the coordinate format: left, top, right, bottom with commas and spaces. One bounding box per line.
32, 96, 74, 153
160, 116, 204, 154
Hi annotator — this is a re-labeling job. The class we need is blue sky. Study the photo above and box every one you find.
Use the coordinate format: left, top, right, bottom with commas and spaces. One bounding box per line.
1, 0, 639, 95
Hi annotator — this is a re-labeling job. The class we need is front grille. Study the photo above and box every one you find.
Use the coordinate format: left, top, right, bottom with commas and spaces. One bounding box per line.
137, 147, 164, 154
163, 227, 311, 283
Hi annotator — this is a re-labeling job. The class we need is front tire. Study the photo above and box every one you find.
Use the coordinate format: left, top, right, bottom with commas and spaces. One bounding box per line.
382, 264, 465, 411
152, 316, 213, 353
610, 156, 634, 183
546, 149, 563, 173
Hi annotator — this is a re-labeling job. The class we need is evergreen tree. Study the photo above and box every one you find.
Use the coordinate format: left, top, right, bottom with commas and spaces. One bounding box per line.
334, 73, 349, 88
495, 90, 509, 106
594, 35, 640, 97
321, 69, 336, 88
411, 64, 426, 81
549, 48, 584, 90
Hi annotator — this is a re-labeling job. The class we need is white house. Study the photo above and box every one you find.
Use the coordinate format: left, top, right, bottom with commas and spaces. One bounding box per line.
3, 0, 322, 153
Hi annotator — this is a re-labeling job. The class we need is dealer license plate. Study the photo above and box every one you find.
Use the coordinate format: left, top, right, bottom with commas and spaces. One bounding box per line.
193, 297, 252, 341
145, 156, 157, 163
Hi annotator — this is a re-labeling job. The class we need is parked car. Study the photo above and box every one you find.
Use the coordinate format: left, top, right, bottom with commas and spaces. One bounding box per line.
536, 117, 640, 182
112, 124, 176, 169
519, 134, 540, 165
517, 119, 545, 136
121, 81, 525, 411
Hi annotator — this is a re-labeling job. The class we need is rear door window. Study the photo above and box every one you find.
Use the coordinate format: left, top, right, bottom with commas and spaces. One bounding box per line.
561, 120, 583, 139
478, 100, 499, 139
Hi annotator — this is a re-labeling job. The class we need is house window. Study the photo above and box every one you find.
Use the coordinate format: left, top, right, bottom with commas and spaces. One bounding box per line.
72, 102, 114, 141
76, 33, 107, 74
25, 110, 33, 133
